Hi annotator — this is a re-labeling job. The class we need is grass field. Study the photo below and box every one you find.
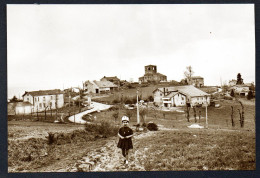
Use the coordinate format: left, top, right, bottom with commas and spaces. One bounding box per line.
8, 95, 255, 172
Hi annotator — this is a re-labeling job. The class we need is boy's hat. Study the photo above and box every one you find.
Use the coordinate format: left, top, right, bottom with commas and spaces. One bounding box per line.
122, 116, 129, 122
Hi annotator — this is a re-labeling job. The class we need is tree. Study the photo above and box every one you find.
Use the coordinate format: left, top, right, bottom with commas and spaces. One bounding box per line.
247, 90, 253, 100
236, 73, 244, 85
10, 96, 19, 102
184, 66, 194, 85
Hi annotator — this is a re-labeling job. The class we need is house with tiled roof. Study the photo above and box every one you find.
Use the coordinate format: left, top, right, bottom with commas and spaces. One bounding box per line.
187, 76, 204, 88
153, 85, 210, 107
84, 80, 118, 94
100, 76, 120, 86
229, 85, 250, 97
139, 65, 167, 83
22, 89, 64, 112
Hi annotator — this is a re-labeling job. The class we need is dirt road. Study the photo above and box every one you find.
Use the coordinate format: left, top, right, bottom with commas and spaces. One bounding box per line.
68, 130, 158, 172
68, 102, 111, 124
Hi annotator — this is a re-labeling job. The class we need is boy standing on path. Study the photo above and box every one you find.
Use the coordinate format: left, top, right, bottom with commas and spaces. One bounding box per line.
117, 116, 133, 165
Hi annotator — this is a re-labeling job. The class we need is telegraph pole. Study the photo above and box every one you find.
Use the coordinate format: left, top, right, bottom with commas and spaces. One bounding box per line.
205, 96, 208, 128
137, 89, 140, 125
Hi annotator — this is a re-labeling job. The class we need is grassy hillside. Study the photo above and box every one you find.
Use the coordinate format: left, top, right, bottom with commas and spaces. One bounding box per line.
8, 96, 255, 172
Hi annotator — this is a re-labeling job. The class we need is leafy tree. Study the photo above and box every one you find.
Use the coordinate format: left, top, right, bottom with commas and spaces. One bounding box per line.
247, 90, 253, 100
184, 66, 194, 85
236, 73, 244, 85
10, 96, 19, 102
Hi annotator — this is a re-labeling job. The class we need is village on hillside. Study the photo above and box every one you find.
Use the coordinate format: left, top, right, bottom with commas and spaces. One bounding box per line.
8, 64, 256, 172
6, 3, 256, 174
8, 64, 255, 118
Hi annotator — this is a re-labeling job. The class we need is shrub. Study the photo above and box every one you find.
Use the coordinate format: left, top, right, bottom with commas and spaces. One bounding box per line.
85, 120, 119, 137
108, 105, 119, 111
247, 90, 253, 100
148, 95, 154, 102
112, 99, 120, 104
125, 99, 133, 104
132, 98, 137, 104
147, 122, 158, 131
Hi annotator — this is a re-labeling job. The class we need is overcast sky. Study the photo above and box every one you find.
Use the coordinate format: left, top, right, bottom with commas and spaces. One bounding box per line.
7, 4, 255, 99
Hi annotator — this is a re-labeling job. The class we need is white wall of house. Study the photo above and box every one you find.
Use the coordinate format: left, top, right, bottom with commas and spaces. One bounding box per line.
190, 96, 210, 107
23, 94, 34, 104
173, 93, 186, 106
24, 94, 64, 112
99, 87, 110, 92
231, 86, 249, 96
154, 90, 163, 105
85, 82, 98, 93
16, 105, 33, 115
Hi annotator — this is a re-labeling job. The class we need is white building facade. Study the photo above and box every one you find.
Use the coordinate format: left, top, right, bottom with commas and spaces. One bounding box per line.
22, 89, 64, 112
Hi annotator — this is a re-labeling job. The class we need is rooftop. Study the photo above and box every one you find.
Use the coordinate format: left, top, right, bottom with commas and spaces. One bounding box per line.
102, 76, 120, 80
22, 89, 64, 97
154, 85, 210, 97
93, 80, 117, 88
191, 76, 204, 79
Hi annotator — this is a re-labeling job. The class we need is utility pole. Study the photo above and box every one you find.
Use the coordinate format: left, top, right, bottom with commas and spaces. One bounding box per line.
205, 96, 208, 129
73, 100, 75, 124
137, 89, 140, 125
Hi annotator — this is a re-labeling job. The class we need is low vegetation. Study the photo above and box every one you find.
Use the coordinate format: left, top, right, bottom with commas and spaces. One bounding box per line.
135, 129, 255, 171
8, 89, 255, 172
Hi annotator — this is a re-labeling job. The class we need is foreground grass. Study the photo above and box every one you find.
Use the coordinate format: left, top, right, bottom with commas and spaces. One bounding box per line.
134, 129, 255, 171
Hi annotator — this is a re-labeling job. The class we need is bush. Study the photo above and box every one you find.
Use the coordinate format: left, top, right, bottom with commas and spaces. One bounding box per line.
147, 122, 158, 131
247, 90, 253, 100
112, 99, 120, 104
125, 99, 133, 104
108, 105, 119, 111
85, 120, 119, 137
148, 95, 154, 102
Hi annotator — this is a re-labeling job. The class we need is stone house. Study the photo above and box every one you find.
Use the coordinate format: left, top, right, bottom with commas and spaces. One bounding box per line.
139, 65, 167, 83
229, 85, 250, 97
22, 89, 64, 112
153, 85, 210, 108
100, 76, 120, 87
187, 76, 204, 88
84, 80, 117, 94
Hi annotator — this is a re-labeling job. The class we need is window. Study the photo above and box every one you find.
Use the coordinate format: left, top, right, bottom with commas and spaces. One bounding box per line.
27, 98, 29, 101
35, 98, 37, 102
51, 96, 53, 100
43, 103, 46, 108
50, 102, 52, 107
39, 103, 42, 108
38, 97, 39, 101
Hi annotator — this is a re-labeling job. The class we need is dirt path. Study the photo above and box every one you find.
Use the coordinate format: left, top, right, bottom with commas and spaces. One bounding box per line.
68, 102, 111, 124
68, 131, 158, 172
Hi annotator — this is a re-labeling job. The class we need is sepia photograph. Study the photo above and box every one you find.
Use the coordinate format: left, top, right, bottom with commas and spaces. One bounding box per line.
7, 4, 255, 172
